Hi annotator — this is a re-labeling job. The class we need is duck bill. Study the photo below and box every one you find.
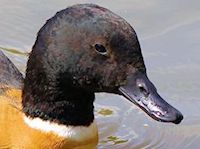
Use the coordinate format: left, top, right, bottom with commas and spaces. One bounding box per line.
119, 73, 183, 124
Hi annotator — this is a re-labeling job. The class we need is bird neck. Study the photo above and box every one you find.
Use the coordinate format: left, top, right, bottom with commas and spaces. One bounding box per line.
22, 70, 95, 126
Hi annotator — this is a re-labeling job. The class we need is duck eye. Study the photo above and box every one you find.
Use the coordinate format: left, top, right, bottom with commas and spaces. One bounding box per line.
94, 44, 107, 55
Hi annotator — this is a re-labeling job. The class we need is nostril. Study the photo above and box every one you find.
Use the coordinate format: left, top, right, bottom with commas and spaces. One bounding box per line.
138, 85, 149, 97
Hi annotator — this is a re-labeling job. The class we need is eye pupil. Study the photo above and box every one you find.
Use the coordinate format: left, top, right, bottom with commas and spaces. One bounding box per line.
94, 44, 107, 54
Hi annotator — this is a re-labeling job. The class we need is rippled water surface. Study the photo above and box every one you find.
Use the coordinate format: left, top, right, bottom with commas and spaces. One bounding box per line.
0, 0, 200, 148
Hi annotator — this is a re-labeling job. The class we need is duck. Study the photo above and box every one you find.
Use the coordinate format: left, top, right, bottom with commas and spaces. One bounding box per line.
0, 4, 183, 149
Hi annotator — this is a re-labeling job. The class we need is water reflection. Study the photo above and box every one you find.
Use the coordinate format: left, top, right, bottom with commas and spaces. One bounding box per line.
0, 0, 200, 148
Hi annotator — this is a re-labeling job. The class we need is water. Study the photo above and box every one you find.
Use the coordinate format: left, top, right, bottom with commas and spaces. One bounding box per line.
0, 0, 200, 148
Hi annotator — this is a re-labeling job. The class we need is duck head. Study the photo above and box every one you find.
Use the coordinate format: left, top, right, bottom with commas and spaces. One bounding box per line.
22, 4, 183, 126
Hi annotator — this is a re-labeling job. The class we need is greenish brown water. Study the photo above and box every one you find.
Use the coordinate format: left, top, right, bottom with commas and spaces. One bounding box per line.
0, 0, 200, 148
